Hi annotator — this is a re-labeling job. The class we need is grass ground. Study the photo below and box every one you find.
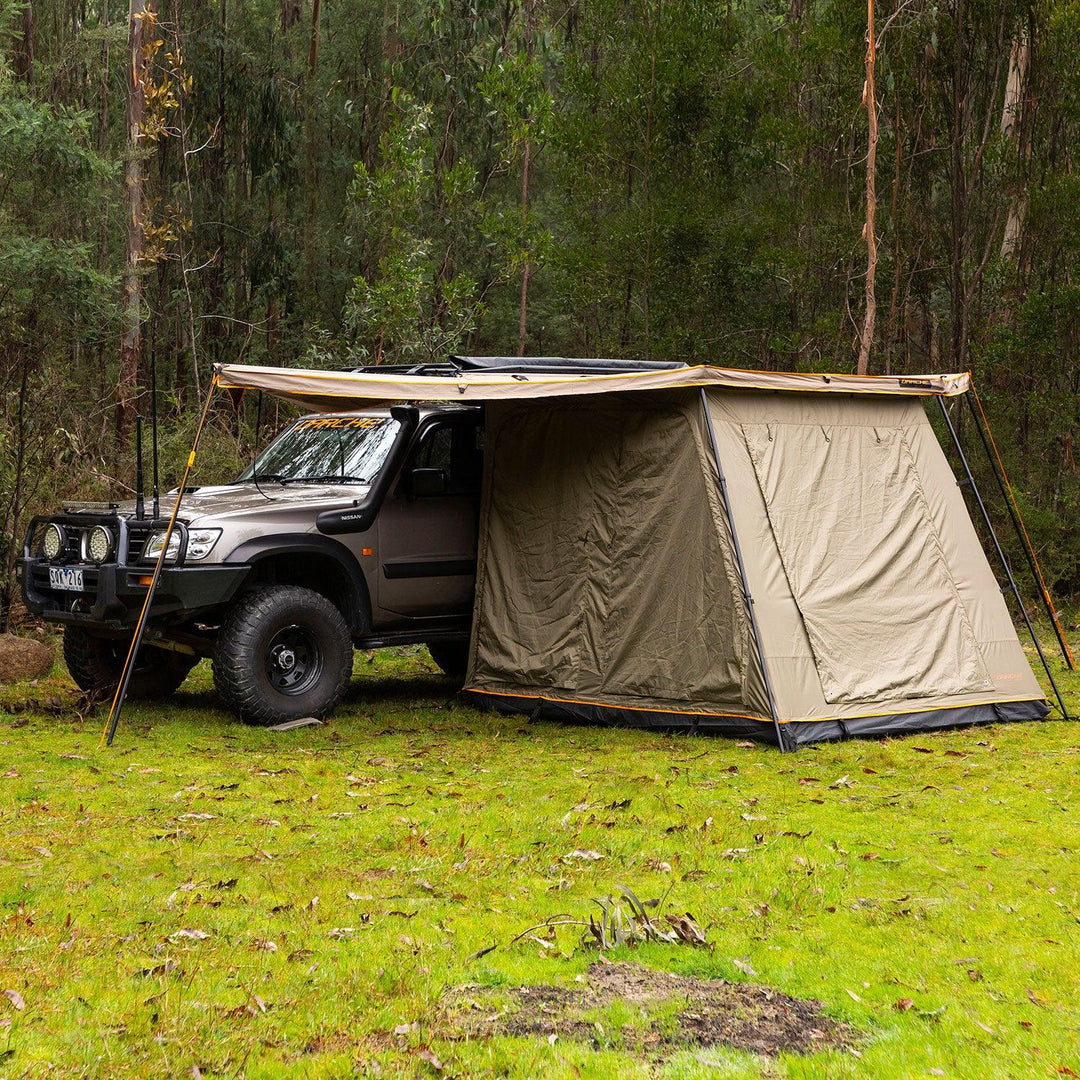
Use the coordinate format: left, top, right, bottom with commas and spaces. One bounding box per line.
1, 631, 1078, 1079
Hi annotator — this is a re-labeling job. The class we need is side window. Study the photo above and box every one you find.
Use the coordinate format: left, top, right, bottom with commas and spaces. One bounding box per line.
412, 421, 482, 496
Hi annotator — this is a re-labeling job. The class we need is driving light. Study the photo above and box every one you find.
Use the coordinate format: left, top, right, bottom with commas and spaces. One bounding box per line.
143, 528, 221, 563
41, 523, 65, 561
86, 525, 114, 564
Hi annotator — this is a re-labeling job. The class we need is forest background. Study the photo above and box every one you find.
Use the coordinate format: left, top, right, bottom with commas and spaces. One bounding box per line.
1, 0, 1078, 627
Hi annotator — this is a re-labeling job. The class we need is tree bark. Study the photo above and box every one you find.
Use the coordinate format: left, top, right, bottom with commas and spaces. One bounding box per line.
1000, 27, 1030, 261
516, 0, 535, 358
856, 0, 877, 376
517, 137, 531, 356
116, 0, 156, 453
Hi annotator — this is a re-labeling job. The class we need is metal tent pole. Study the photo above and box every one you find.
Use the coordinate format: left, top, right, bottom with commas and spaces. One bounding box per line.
964, 387, 1075, 670
101, 374, 221, 747
699, 389, 789, 751
936, 396, 1069, 720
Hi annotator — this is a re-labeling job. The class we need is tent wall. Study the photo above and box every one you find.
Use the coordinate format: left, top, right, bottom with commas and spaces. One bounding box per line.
466, 393, 775, 734
702, 391, 1047, 739
466, 388, 1047, 746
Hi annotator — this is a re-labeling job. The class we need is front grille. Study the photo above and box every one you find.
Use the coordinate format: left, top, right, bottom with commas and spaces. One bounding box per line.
125, 522, 156, 562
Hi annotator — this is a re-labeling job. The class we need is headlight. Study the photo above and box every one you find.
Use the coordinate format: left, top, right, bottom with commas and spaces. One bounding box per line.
86, 525, 114, 564
143, 528, 221, 563
41, 523, 65, 561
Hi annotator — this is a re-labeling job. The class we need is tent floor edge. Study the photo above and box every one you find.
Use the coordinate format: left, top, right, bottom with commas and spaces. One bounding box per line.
463, 690, 786, 748
784, 698, 1049, 746
462, 691, 1050, 749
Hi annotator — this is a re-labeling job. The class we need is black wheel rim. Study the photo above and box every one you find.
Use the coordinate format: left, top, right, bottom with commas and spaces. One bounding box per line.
265, 624, 323, 696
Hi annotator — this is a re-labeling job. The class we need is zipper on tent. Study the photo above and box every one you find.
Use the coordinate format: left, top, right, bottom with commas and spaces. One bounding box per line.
698, 389, 790, 752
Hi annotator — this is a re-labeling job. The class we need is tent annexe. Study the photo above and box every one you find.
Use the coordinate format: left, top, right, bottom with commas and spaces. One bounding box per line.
200, 362, 1070, 751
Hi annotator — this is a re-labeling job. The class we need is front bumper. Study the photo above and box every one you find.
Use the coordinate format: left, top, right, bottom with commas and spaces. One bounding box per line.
19, 558, 250, 629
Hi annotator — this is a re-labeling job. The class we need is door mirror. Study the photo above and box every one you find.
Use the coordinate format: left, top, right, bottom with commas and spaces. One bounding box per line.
411, 467, 447, 497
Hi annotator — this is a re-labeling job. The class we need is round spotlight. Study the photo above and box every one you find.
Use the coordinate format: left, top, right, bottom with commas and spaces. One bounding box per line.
87, 525, 114, 564
41, 523, 65, 561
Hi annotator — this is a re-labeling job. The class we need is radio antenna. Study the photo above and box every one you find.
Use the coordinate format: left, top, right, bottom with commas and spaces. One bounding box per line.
151, 348, 160, 518
134, 415, 145, 520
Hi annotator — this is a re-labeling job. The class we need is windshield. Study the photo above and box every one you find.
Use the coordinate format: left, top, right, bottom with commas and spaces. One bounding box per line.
235, 415, 401, 484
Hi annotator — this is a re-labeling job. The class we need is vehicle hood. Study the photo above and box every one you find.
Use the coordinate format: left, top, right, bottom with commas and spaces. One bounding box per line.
174, 482, 372, 526
110, 482, 371, 527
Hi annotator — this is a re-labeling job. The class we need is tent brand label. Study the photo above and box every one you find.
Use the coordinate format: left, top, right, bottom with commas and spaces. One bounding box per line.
295, 417, 380, 430
899, 378, 934, 389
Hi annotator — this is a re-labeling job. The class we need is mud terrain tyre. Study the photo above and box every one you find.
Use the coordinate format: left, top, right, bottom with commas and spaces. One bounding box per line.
212, 586, 352, 725
63, 627, 196, 700
426, 640, 470, 678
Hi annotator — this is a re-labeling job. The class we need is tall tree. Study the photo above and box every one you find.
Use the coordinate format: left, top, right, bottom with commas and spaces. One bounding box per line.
116, 0, 157, 449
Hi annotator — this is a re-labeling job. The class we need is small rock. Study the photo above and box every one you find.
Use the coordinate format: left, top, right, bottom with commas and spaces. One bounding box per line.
0, 634, 54, 683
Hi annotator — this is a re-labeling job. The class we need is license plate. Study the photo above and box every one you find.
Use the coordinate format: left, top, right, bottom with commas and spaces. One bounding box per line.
48, 566, 84, 592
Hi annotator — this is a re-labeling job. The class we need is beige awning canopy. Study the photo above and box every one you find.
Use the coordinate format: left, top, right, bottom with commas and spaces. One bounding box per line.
214, 362, 970, 411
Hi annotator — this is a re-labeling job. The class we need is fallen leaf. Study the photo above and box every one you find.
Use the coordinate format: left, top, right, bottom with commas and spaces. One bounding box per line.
138, 960, 179, 978
665, 913, 707, 946
562, 849, 602, 862
253, 937, 278, 951
1026, 988, 1048, 1007
418, 1048, 444, 1071
894, 998, 914, 1012
30, 846, 52, 858
1056, 1067, 1078, 1077
169, 929, 209, 942
829, 775, 852, 789
846, 989, 862, 1002
394, 1022, 416, 1036
732, 958, 758, 977
3, 989, 25, 1010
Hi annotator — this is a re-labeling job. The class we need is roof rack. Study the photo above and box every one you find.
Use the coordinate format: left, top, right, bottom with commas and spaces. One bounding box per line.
347, 356, 689, 377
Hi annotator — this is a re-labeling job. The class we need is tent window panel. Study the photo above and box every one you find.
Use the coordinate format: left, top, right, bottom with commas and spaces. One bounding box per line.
742, 423, 993, 704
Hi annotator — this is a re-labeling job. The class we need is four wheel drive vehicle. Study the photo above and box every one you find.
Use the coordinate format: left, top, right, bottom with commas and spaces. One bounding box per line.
18, 403, 483, 724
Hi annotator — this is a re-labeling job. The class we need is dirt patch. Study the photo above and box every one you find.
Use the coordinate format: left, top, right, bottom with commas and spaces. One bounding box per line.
447, 961, 853, 1058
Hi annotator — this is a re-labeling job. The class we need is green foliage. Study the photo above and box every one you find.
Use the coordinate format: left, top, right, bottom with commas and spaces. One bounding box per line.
4, 0, 1080, 592
343, 93, 489, 363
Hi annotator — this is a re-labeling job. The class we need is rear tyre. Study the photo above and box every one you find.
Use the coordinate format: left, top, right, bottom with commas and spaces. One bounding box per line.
63, 627, 196, 700
426, 639, 470, 678
212, 586, 352, 725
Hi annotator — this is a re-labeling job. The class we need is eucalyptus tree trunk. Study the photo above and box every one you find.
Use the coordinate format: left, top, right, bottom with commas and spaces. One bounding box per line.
516, 0, 535, 357
856, 0, 877, 376
116, 0, 155, 452
1000, 27, 1030, 262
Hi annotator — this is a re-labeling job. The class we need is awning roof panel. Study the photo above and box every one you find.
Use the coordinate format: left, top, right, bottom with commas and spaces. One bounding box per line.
214, 362, 970, 410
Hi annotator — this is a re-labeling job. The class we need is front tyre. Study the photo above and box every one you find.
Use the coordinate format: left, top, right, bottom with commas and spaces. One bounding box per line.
212, 586, 352, 726
63, 627, 196, 700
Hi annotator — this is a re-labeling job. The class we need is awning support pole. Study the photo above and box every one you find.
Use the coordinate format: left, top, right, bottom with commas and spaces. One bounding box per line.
101, 373, 221, 747
936, 396, 1069, 720
964, 386, 1075, 670
699, 389, 789, 751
